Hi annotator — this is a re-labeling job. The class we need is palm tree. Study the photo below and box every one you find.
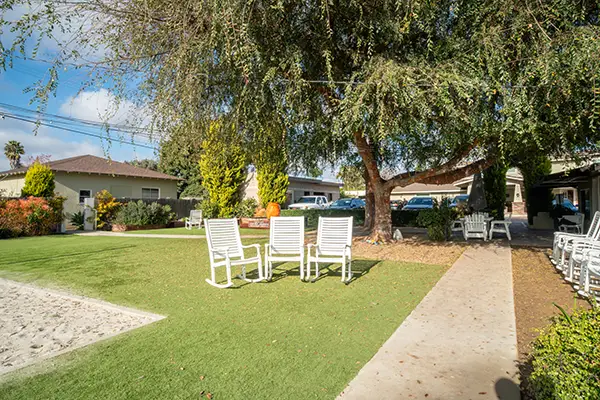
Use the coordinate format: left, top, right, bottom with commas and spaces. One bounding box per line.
4, 141, 25, 169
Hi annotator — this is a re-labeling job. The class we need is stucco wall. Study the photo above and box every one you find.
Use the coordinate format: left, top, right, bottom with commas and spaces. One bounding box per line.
0, 176, 25, 197
54, 172, 178, 216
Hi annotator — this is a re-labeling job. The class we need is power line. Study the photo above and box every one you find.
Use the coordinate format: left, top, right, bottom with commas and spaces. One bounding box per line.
0, 112, 158, 150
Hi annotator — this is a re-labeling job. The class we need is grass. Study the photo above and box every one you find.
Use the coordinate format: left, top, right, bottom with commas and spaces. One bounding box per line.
0, 235, 446, 399
122, 226, 270, 236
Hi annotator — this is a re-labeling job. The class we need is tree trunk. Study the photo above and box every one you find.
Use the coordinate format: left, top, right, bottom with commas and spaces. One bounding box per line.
363, 169, 375, 230
370, 182, 393, 242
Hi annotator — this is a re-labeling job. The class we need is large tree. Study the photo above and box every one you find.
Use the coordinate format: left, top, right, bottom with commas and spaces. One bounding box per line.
2, 1, 600, 240
4, 141, 24, 169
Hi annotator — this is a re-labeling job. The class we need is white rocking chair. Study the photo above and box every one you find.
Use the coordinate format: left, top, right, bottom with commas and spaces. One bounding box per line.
185, 209, 203, 229
559, 214, 584, 234
204, 218, 264, 288
306, 217, 353, 284
552, 211, 600, 269
463, 213, 487, 241
578, 249, 600, 301
264, 216, 305, 281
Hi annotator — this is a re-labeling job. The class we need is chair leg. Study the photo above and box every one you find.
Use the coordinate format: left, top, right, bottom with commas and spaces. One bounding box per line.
505, 223, 511, 241
205, 262, 235, 289
311, 260, 320, 282
341, 258, 346, 282
346, 257, 353, 284
299, 254, 305, 281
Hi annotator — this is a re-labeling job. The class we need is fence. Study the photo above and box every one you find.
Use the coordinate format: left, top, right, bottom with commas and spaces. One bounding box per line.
117, 198, 200, 219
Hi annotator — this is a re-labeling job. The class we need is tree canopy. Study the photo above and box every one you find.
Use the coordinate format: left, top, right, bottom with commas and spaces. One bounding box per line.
4, 140, 24, 169
2, 0, 600, 239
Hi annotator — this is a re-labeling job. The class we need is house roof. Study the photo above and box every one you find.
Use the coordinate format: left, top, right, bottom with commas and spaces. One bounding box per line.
289, 176, 342, 187
0, 155, 182, 181
391, 182, 462, 194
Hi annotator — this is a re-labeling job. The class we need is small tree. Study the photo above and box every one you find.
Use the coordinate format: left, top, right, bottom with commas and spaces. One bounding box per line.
483, 162, 508, 220
198, 122, 247, 217
21, 162, 55, 197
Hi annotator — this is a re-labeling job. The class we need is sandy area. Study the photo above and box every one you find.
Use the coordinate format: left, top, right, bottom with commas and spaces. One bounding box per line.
352, 237, 466, 267
0, 279, 164, 376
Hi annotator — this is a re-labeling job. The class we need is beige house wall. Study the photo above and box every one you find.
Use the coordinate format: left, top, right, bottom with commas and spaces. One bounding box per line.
0, 176, 25, 197
54, 172, 178, 216
0, 172, 178, 218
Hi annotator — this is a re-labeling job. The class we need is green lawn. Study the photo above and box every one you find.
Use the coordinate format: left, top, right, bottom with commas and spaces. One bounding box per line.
0, 236, 446, 399
123, 226, 270, 236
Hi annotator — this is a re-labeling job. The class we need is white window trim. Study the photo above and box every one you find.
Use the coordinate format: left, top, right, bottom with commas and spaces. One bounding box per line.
141, 187, 160, 199
79, 189, 93, 204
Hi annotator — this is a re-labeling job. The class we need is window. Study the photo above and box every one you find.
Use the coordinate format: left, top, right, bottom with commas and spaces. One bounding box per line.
328, 193, 333, 201
304, 191, 311, 196
142, 188, 160, 199
79, 190, 92, 204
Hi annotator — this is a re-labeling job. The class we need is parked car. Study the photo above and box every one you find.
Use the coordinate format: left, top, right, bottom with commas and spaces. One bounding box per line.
329, 198, 366, 210
552, 198, 578, 214
390, 200, 404, 210
402, 196, 434, 210
288, 195, 329, 210
449, 194, 469, 208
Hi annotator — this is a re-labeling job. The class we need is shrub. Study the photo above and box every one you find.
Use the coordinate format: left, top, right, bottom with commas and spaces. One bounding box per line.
235, 198, 258, 218
70, 211, 85, 230
95, 190, 121, 229
416, 199, 456, 241
0, 196, 64, 237
198, 199, 219, 219
21, 162, 55, 197
114, 200, 172, 226
527, 306, 600, 399
198, 121, 247, 217
483, 161, 508, 220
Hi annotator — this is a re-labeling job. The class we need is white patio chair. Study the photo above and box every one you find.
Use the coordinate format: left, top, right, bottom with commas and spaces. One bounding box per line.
204, 218, 264, 288
489, 212, 512, 240
185, 209, 203, 229
264, 216, 305, 281
578, 249, 600, 302
451, 219, 464, 235
559, 213, 584, 234
306, 217, 353, 284
463, 213, 487, 241
552, 211, 600, 271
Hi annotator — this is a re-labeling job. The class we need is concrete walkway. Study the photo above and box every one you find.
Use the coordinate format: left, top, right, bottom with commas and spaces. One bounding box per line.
339, 244, 519, 400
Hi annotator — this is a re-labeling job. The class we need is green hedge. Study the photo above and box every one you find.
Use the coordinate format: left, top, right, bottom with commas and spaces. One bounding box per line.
527, 306, 600, 399
280, 209, 424, 229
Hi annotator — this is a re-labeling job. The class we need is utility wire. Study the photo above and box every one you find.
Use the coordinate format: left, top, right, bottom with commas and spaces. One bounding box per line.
0, 112, 158, 150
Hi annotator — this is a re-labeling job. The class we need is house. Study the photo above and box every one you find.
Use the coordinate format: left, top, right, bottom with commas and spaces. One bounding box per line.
0, 155, 180, 217
243, 171, 342, 206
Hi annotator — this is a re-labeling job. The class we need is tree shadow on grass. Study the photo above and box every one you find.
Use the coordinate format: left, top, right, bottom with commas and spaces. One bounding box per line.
303, 259, 381, 285
0, 245, 137, 267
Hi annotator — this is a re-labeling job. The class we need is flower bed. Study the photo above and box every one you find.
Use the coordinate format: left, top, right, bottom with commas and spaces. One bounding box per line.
111, 224, 167, 232
0, 197, 64, 238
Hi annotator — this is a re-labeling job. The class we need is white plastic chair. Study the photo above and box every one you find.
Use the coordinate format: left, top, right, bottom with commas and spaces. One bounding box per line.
306, 217, 353, 283
264, 216, 305, 281
463, 213, 487, 241
204, 218, 263, 288
451, 220, 464, 235
553, 212, 600, 272
578, 249, 600, 301
185, 209, 203, 229
489, 212, 512, 240
559, 214, 584, 234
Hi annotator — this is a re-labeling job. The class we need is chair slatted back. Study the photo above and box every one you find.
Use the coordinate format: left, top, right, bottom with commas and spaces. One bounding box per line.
588, 212, 600, 239
205, 218, 243, 259
317, 217, 353, 255
269, 216, 304, 255
189, 210, 202, 223
465, 213, 486, 232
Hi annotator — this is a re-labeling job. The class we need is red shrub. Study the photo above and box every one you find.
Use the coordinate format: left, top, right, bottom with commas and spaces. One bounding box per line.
0, 197, 64, 237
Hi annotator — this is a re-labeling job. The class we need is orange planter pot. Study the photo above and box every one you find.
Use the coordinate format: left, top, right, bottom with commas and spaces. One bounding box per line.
266, 202, 281, 219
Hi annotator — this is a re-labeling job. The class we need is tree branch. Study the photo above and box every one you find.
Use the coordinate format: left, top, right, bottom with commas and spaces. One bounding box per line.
354, 131, 382, 184
418, 158, 495, 185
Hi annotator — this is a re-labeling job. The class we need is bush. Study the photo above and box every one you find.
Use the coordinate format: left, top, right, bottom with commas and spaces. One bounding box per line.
114, 200, 172, 226
0, 196, 64, 237
416, 199, 456, 241
198, 199, 219, 219
21, 162, 55, 197
527, 306, 600, 399
280, 209, 365, 229
95, 190, 122, 229
235, 198, 258, 218
391, 209, 421, 227
70, 211, 85, 230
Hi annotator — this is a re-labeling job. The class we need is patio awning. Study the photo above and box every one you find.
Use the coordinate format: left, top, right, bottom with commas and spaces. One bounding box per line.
534, 163, 600, 188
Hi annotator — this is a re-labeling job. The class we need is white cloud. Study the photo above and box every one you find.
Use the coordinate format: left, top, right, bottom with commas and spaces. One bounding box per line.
59, 89, 150, 127
0, 119, 104, 170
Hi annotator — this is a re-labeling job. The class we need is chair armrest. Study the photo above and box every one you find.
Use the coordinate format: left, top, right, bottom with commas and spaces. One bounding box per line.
241, 243, 261, 257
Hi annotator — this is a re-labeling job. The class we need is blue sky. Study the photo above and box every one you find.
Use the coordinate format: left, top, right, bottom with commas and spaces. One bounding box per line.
0, 57, 158, 171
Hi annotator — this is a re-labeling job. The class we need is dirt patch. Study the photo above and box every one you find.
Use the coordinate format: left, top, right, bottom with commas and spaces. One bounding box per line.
511, 247, 592, 397
352, 237, 466, 267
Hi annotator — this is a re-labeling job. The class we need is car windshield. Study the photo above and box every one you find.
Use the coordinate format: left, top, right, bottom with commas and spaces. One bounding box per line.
296, 197, 317, 204
332, 199, 352, 206
453, 195, 469, 203
408, 197, 432, 205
